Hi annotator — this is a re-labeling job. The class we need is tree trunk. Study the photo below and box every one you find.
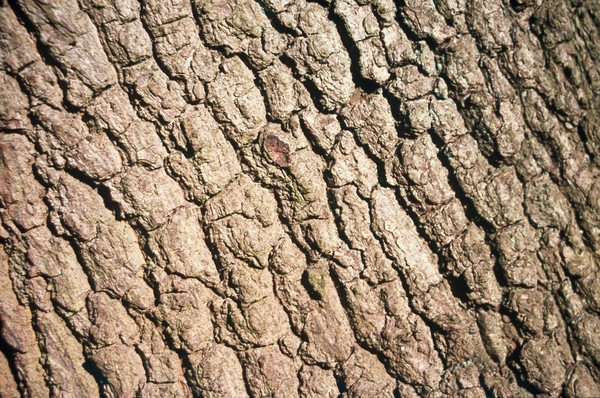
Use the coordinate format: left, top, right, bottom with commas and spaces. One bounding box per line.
1, 0, 599, 396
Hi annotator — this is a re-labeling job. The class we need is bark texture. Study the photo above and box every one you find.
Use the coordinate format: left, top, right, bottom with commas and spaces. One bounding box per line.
1, 0, 599, 396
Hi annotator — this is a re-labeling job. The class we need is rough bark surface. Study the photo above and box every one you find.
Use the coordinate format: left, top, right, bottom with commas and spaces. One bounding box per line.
0, 0, 599, 396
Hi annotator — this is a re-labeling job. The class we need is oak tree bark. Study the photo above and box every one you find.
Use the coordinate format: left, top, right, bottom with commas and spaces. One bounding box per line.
1, 0, 599, 396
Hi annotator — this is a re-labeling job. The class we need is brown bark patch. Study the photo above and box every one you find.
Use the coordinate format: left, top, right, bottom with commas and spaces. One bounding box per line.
264, 134, 291, 167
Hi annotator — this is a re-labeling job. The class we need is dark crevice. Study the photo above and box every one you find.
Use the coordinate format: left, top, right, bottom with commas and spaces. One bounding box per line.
519, 92, 598, 251
298, 116, 333, 160
307, 0, 330, 8
140, 315, 199, 397
280, 53, 336, 115
427, 129, 496, 235
341, 118, 487, 309
463, 117, 504, 169
162, 16, 314, 357
324, 186, 369, 271
300, 98, 448, 388
392, 185, 441, 252
445, 274, 471, 304
333, 368, 348, 396
427, 126, 510, 296
535, 227, 589, 367
96, 184, 124, 221
138, 0, 186, 86
393, 0, 441, 51
83, 358, 110, 397
509, 0, 530, 13
577, 117, 596, 164
145, 273, 163, 312
505, 343, 545, 396
0, 326, 23, 397
33, 184, 101, 299
437, 81, 508, 171
255, 0, 303, 37
324, 2, 380, 94
34, 153, 197, 394
236, 352, 259, 398
169, 124, 196, 160
327, 125, 469, 372
381, 88, 416, 139
8, 1, 83, 113
327, 262, 434, 394
479, 372, 496, 398
390, 262, 449, 369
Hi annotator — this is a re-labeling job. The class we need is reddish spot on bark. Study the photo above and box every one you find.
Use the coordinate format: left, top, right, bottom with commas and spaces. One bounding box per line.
265, 134, 291, 167
348, 89, 363, 106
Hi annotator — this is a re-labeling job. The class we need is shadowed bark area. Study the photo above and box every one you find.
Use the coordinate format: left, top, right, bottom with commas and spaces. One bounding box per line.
0, 0, 599, 396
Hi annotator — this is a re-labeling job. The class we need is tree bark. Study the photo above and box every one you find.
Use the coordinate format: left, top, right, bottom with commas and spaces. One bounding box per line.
0, 0, 599, 396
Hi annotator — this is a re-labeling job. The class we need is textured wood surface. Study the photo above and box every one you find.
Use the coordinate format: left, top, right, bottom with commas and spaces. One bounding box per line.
0, 0, 599, 396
